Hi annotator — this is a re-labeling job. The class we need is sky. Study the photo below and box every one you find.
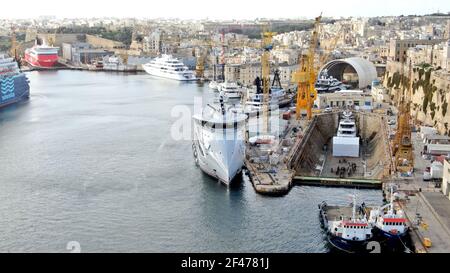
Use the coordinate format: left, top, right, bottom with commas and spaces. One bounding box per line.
1, 0, 449, 19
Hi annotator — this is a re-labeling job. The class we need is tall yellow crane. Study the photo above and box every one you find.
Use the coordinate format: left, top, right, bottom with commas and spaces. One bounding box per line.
293, 14, 322, 120
195, 39, 214, 80
393, 60, 414, 174
10, 27, 19, 61
319, 26, 343, 67
261, 26, 276, 133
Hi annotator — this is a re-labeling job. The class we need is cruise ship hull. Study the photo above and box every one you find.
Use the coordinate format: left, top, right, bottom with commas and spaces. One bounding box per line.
25, 52, 58, 68
0, 74, 30, 109
143, 65, 196, 81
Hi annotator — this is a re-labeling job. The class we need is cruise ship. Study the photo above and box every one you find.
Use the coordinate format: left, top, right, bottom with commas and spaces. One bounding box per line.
0, 55, 30, 109
24, 39, 59, 68
143, 54, 196, 81
192, 98, 248, 185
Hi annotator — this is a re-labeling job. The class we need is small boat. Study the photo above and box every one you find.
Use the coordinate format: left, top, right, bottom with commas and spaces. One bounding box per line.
368, 186, 409, 243
319, 194, 374, 253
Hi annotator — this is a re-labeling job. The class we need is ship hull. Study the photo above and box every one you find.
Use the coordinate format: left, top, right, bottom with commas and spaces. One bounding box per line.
25, 53, 58, 68
192, 117, 246, 185
319, 202, 372, 253
192, 138, 245, 185
143, 65, 196, 81
327, 234, 371, 253
0, 74, 30, 109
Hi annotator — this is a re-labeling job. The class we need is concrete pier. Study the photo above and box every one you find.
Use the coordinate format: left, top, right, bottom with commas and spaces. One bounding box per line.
294, 176, 382, 189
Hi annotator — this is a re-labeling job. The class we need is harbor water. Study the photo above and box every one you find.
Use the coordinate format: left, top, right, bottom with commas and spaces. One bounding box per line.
0, 70, 383, 252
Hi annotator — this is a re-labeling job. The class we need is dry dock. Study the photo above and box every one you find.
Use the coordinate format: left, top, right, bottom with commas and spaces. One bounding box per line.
245, 105, 450, 252
245, 111, 391, 195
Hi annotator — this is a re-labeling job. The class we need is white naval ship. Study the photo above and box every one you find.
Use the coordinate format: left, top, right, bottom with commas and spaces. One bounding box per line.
143, 54, 196, 81
192, 97, 248, 185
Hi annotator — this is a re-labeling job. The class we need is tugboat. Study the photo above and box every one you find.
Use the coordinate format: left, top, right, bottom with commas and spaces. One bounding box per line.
319, 194, 373, 253
368, 186, 409, 245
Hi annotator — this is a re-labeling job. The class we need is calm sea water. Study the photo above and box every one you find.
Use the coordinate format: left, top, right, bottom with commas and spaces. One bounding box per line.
0, 70, 383, 252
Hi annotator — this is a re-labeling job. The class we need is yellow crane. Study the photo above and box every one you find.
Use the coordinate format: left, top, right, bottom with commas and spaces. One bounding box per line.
293, 14, 322, 120
261, 26, 276, 133
319, 26, 343, 67
195, 39, 214, 80
10, 27, 19, 61
393, 60, 414, 174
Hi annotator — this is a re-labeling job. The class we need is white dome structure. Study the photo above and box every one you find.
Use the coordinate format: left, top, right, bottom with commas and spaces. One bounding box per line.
319, 57, 378, 89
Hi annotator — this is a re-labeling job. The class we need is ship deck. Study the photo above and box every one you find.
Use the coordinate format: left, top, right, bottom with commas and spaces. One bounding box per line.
323, 205, 373, 221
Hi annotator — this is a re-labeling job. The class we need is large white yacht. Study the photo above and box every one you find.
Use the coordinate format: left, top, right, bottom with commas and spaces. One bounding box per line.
192, 98, 248, 185
337, 111, 357, 137
333, 110, 360, 157
218, 81, 242, 100
143, 54, 196, 81
315, 70, 349, 93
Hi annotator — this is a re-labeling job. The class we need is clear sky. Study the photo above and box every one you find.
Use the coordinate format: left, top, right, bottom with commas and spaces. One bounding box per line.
1, 0, 449, 19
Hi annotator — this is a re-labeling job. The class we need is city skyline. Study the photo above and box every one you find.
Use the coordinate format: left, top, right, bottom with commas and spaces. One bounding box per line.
1, 0, 449, 20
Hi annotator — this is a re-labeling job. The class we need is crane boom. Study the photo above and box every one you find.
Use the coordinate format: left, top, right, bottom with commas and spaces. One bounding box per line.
393, 60, 414, 174
261, 26, 276, 134
293, 15, 321, 120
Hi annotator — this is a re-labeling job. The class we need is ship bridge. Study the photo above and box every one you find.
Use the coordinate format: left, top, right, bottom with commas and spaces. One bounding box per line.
319, 57, 377, 89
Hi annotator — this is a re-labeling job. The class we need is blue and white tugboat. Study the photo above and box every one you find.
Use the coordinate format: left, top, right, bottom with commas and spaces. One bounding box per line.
368, 186, 408, 244
319, 194, 373, 253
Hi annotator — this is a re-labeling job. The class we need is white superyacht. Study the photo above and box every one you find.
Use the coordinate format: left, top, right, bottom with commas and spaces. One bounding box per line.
192, 98, 248, 185
143, 54, 196, 81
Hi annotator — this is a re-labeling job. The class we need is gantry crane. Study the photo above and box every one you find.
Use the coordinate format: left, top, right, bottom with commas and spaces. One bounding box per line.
392, 60, 414, 174
261, 26, 276, 133
293, 14, 322, 120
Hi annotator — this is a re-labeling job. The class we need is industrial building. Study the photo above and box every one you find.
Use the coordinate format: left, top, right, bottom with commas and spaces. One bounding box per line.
62, 43, 113, 64
316, 90, 373, 110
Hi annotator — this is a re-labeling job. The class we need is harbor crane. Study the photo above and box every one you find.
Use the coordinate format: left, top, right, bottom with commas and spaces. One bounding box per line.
10, 27, 20, 62
318, 26, 343, 68
392, 60, 414, 174
260, 25, 276, 134
293, 14, 321, 120
195, 38, 215, 80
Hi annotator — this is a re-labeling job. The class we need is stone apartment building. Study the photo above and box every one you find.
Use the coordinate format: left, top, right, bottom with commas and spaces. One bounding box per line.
389, 38, 447, 63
